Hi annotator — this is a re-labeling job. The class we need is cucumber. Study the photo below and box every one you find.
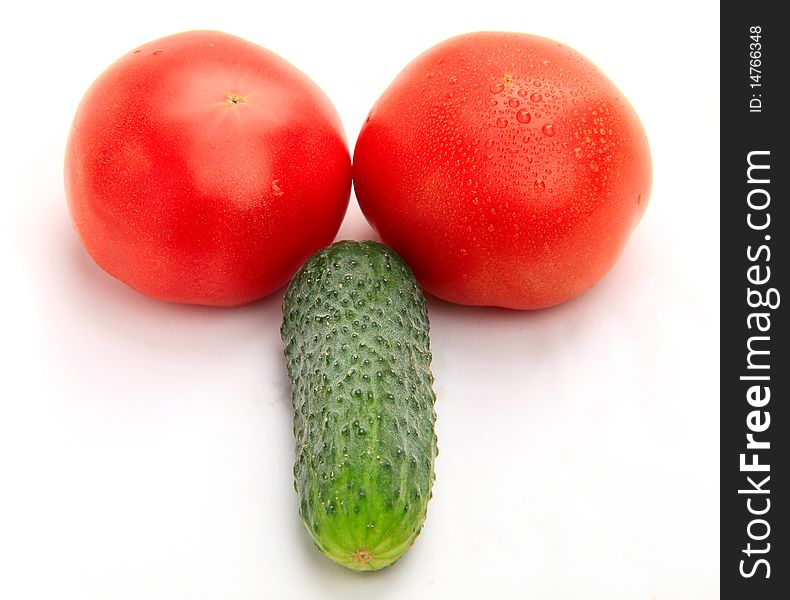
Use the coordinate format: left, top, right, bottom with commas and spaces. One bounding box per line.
281, 241, 438, 571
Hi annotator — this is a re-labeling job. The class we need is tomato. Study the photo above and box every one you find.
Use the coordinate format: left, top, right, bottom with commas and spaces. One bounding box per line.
65, 31, 351, 306
353, 32, 651, 309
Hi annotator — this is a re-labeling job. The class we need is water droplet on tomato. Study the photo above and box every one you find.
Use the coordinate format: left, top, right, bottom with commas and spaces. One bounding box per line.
490, 82, 505, 94
516, 109, 531, 124
485, 98, 497, 107
542, 123, 555, 137
508, 98, 520, 108
590, 161, 599, 172
530, 92, 542, 102
496, 118, 508, 128
152, 49, 163, 56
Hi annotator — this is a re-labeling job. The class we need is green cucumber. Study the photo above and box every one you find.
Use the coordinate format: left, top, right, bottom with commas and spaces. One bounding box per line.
281, 241, 438, 571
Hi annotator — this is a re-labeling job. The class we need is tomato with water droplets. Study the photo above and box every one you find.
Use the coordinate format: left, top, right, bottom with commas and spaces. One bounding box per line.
353, 32, 651, 310
66, 31, 351, 306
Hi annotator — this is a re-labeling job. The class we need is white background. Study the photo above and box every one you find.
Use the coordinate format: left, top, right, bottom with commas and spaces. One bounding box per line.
0, 1, 720, 598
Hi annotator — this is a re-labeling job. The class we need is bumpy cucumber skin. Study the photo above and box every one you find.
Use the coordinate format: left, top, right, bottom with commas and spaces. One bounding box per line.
281, 241, 438, 571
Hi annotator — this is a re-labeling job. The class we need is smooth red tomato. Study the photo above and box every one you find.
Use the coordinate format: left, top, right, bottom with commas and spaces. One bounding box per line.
353, 32, 651, 310
65, 31, 351, 306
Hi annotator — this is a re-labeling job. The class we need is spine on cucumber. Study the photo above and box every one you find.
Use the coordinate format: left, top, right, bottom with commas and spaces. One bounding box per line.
281, 241, 438, 571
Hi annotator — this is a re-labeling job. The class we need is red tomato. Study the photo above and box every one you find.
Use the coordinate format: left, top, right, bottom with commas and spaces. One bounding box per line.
353, 32, 651, 309
65, 31, 351, 306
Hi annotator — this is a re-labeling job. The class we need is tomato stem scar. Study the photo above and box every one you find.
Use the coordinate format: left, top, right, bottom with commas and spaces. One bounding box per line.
352, 549, 373, 564
225, 93, 247, 106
